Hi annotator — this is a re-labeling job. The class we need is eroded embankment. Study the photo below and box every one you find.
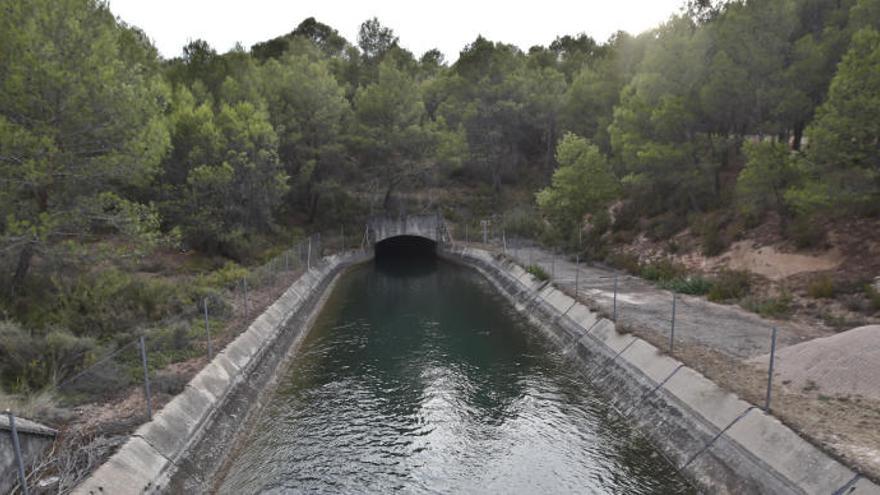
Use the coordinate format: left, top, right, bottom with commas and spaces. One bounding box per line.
440, 246, 880, 495
74, 251, 371, 495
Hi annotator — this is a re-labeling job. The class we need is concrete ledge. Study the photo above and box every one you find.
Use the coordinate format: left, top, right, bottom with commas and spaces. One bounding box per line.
619, 339, 680, 384
586, 319, 632, 354
74, 252, 370, 495
441, 246, 879, 494
77, 436, 165, 494
136, 385, 214, 461
722, 410, 855, 492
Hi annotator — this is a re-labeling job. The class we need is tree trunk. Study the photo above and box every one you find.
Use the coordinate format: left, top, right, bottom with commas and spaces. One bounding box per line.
792, 122, 804, 151
307, 191, 321, 223
10, 242, 35, 299
544, 120, 555, 171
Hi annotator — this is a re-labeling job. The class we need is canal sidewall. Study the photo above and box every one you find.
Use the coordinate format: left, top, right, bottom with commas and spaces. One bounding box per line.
75, 245, 876, 495
439, 246, 872, 495
74, 251, 373, 495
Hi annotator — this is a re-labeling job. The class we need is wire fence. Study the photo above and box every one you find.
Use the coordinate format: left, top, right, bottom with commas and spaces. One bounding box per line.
447, 218, 872, 489
6, 216, 869, 492
4, 233, 357, 493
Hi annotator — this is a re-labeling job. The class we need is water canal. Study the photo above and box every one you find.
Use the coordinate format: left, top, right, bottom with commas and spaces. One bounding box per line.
217, 243, 692, 494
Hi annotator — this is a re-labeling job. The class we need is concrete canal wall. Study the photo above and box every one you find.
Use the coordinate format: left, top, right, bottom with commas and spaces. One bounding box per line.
74, 239, 880, 494
1, 415, 57, 494
440, 245, 880, 495
74, 251, 371, 495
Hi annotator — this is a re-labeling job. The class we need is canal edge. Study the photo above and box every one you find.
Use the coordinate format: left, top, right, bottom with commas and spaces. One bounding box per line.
439, 245, 880, 495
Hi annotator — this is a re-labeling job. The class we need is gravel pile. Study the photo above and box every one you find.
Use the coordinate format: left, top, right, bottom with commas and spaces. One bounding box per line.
751, 325, 880, 399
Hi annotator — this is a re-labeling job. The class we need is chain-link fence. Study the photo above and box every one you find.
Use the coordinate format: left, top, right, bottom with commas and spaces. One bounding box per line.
3, 233, 355, 493
447, 218, 876, 486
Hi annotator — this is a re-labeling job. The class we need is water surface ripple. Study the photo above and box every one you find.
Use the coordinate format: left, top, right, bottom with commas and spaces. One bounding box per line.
217, 256, 693, 494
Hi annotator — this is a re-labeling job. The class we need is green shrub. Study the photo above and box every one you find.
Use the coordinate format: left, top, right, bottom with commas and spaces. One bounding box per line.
866, 284, 880, 311
197, 261, 248, 290
640, 258, 686, 282
787, 216, 826, 248
660, 276, 714, 295
611, 230, 638, 244
743, 292, 793, 318
526, 264, 550, 281
606, 252, 640, 274
501, 206, 545, 239
611, 201, 640, 232
646, 212, 687, 241
0, 321, 98, 392
701, 226, 726, 256
692, 213, 730, 256
50, 269, 192, 339
708, 270, 752, 302
807, 276, 835, 299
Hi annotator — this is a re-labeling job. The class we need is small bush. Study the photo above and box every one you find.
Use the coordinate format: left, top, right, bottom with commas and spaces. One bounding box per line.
611, 201, 640, 232
787, 216, 826, 248
152, 371, 189, 395
807, 276, 835, 299
660, 276, 714, 295
526, 265, 550, 281
866, 284, 880, 311
701, 227, 727, 257
606, 252, 640, 274
611, 230, 638, 244
708, 270, 752, 302
502, 207, 545, 239
691, 213, 731, 257
61, 360, 132, 400
743, 292, 793, 318
640, 258, 686, 282
646, 212, 687, 241
0, 321, 98, 392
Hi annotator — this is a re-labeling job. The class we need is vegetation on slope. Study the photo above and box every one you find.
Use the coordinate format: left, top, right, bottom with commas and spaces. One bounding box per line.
1, 0, 879, 399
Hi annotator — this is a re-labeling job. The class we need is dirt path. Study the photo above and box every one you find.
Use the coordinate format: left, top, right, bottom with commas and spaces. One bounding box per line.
511, 244, 828, 358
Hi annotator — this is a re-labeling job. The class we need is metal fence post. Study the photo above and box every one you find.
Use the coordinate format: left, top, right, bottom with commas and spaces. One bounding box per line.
139, 336, 153, 420
613, 275, 618, 322
552, 251, 556, 279
502, 229, 507, 254
5, 410, 29, 495
307, 236, 312, 270
765, 327, 778, 412
482, 221, 488, 244
670, 292, 677, 354
575, 255, 580, 298
243, 277, 249, 318
465, 224, 469, 245
203, 297, 213, 360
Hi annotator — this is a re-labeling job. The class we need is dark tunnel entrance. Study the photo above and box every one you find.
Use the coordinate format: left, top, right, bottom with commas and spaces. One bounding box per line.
374, 236, 437, 275
375, 235, 437, 259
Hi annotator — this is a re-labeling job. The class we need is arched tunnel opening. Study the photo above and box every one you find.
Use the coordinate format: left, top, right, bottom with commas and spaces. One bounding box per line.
374, 236, 437, 274
375, 235, 437, 259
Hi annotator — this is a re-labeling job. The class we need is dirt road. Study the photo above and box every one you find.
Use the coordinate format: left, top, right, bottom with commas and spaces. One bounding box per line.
510, 244, 824, 359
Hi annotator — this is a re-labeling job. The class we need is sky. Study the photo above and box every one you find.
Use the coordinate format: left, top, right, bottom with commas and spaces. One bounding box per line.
107, 0, 686, 61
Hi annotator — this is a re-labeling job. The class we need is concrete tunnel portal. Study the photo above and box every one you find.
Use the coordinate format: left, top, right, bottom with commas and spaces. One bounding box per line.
367, 214, 448, 261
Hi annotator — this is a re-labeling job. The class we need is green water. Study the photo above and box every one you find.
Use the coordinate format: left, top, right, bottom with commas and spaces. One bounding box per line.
217, 255, 692, 494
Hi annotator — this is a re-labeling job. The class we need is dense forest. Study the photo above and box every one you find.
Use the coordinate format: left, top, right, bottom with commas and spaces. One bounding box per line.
1, 0, 879, 392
